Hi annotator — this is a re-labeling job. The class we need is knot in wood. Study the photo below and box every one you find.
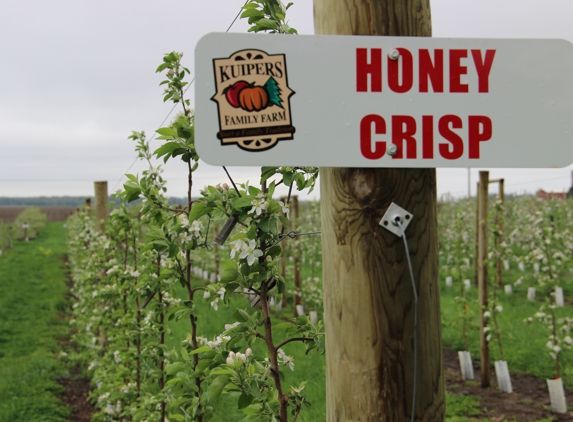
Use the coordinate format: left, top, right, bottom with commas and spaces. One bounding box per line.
347, 169, 378, 207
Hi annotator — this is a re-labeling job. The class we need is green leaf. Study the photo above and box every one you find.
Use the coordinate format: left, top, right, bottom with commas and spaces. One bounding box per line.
194, 358, 213, 375
282, 171, 294, 186
165, 377, 183, 386
208, 375, 230, 403
165, 362, 186, 375
257, 18, 278, 30
190, 346, 212, 355
156, 127, 178, 137
210, 369, 234, 375
238, 392, 253, 409
233, 309, 250, 323
233, 196, 255, 210
189, 202, 212, 223
181, 347, 190, 362
221, 259, 238, 270
220, 268, 239, 283
154, 142, 184, 158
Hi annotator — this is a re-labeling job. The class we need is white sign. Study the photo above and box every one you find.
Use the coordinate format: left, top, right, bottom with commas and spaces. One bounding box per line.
195, 33, 573, 168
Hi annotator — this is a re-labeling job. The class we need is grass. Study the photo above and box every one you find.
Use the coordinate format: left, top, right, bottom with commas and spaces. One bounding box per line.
1, 219, 570, 421
445, 391, 482, 421
0, 222, 70, 422
439, 269, 573, 389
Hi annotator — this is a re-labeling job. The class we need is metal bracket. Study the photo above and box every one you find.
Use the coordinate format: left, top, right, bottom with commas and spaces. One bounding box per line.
379, 202, 413, 237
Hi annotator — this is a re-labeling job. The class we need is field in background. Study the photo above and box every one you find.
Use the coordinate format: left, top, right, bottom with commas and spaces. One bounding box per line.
0, 206, 76, 223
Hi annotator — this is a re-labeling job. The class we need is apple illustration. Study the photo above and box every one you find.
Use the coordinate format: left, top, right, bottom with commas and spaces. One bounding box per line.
224, 80, 250, 108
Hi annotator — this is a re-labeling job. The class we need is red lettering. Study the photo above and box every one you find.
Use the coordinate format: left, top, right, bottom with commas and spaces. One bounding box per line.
449, 50, 469, 93
388, 48, 413, 93
422, 115, 434, 158
360, 114, 386, 159
438, 115, 464, 159
392, 115, 417, 159
357, 48, 382, 92
471, 50, 496, 93
419, 49, 444, 93
468, 115, 492, 158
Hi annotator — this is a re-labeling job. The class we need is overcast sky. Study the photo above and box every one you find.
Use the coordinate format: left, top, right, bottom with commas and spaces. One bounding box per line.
1, 0, 573, 200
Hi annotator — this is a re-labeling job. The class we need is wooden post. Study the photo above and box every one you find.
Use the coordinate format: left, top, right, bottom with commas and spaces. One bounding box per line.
478, 171, 490, 388
94, 181, 108, 232
291, 195, 302, 315
315, 1, 445, 420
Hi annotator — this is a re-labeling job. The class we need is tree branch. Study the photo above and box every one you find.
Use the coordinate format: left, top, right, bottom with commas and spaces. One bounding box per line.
275, 337, 314, 352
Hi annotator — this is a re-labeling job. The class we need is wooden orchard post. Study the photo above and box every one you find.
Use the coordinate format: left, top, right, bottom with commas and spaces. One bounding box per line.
478, 171, 490, 388
315, 1, 445, 420
94, 181, 108, 232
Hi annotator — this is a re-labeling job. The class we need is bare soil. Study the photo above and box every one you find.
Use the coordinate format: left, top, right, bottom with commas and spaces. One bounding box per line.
444, 349, 573, 421
58, 369, 94, 422
57, 255, 95, 422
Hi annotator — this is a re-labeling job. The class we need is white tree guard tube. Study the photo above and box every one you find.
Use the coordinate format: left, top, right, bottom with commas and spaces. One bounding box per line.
495, 360, 513, 393
458, 351, 474, 381
547, 377, 567, 414
555, 287, 565, 307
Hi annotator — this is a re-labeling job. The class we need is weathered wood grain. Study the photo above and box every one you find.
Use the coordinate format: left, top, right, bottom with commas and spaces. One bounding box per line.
478, 171, 490, 388
315, 0, 445, 420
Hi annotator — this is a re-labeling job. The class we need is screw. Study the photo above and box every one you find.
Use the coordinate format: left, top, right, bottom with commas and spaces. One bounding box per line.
405, 215, 410, 220
383, 221, 388, 226
389, 50, 400, 60
386, 144, 398, 156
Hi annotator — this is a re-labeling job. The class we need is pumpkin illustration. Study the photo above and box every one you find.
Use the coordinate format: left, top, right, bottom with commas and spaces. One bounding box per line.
239, 85, 269, 112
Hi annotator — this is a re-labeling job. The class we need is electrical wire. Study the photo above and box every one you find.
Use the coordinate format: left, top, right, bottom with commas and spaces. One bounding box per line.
395, 217, 419, 422
110, 1, 249, 193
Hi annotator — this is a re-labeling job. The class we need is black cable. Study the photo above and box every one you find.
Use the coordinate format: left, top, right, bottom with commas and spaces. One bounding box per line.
222, 166, 242, 197
395, 217, 419, 422
112, 1, 247, 193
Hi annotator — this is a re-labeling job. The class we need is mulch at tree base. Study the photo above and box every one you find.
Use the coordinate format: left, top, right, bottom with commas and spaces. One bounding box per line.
444, 349, 573, 421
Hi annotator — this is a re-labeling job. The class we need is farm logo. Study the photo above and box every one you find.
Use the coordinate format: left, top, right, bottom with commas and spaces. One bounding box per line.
211, 49, 295, 151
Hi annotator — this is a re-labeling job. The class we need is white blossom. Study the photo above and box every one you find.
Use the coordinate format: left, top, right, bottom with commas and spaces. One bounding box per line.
278, 201, 290, 218
229, 239, 246, 259
240, 239, 263, 266
248, 198, 268, 216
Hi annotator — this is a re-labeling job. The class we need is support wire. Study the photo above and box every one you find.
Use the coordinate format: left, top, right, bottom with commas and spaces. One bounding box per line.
395, 218, 419, 422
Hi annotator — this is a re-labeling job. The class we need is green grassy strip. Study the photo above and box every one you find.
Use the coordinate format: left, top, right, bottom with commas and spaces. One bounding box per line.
440, 277, 573, 389
0, 222, 70, 422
